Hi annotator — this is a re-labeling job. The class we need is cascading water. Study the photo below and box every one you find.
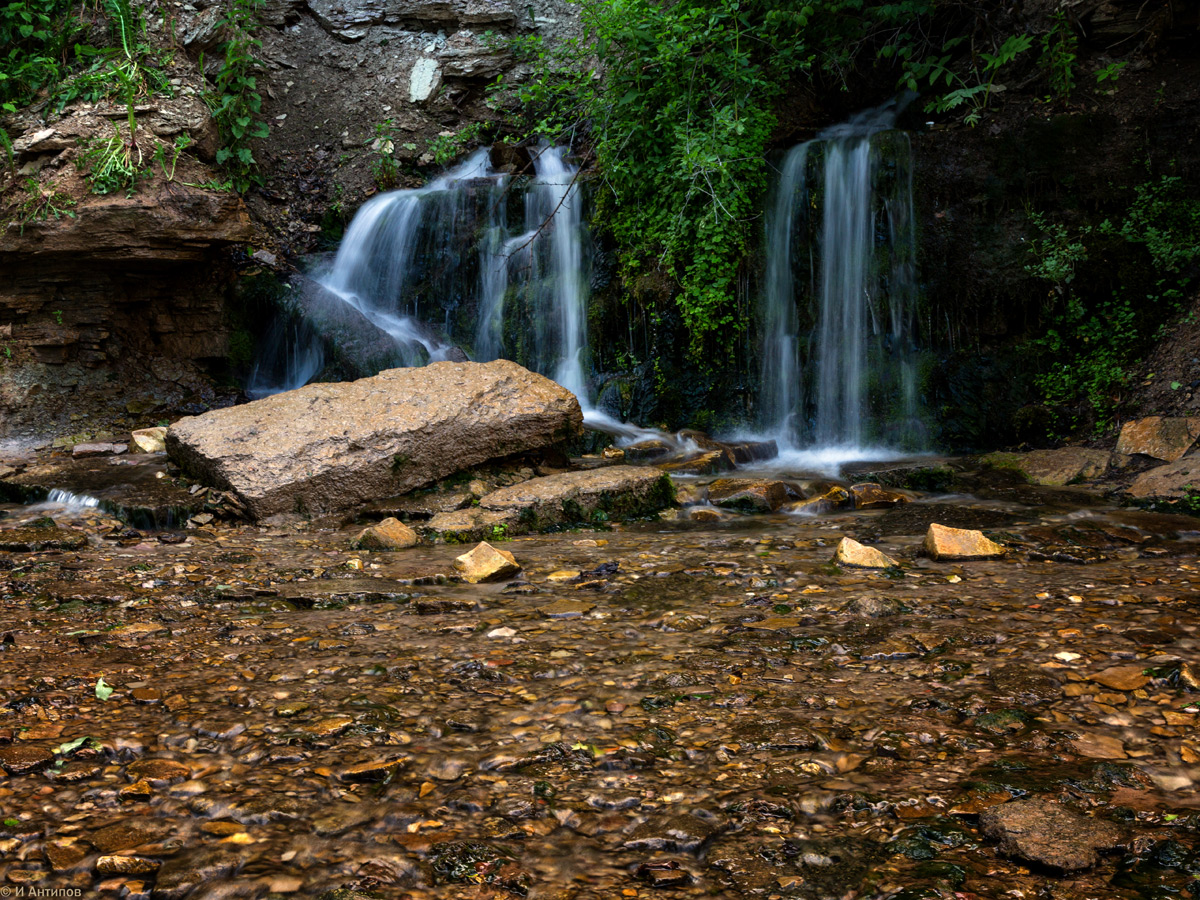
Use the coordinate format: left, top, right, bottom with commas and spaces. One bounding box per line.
474, 144, 590, 402
761, 98, 921, 455
245, 316, 325, 399
268, 145, 601, 411
319, 148, 503, 366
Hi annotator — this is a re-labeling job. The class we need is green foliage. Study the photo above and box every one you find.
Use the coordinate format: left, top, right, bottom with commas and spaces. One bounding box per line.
1039, 11, 1077, 100
12, 176, 75, 233
1, 0, 170, 117
207, 0, 268, 192
906, 34, 1034, 126
370, 119, 399, 189
1095, 60, 1126, 86
496, 0, 869, 358
0, 0, 85, 112
1025, 176, 1200, 432
76, 123, 145, 195
428, 122, 485, 167
153, 133, 193, 182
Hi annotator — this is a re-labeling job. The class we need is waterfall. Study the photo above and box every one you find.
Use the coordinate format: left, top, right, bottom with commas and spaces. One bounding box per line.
246, 316, 324, 400
761, 144, 808, 447
475, 144, 590, 403
761, 99, 920, 452
319, 148, 503, 366
252, 145, 598, 409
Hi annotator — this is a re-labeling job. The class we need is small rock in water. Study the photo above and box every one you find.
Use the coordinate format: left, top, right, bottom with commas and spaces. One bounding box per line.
130, 427, 168, 454
786, 485, 852, 515
454, 541, 521, 583
1088, 665, 1150, 691
708, 478, 789, 513
923, 522, 1006, 560
833, 537, 898, 569
72, 442, 119, 458
979, 798, 1124, 871
850, 482, 910, 509
351, 517, 418, 550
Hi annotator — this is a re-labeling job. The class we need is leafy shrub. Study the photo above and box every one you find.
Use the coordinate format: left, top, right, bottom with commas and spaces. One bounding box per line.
207, 0, 268, 192
1025, 175, 1200, 432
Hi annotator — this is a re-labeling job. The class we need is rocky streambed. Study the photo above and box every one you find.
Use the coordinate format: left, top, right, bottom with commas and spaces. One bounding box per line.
2, 456, 1200, 899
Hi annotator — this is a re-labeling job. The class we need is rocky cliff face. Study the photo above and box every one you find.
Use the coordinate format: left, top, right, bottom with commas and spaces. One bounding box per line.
226, 0, 578, 254
0, 180, 252, 449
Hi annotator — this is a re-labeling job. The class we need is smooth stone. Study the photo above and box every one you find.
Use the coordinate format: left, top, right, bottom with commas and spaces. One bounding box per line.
1071, 732, 1128, 759
833, 537, 899, 569
479, 466, 675, 530
982, 448, 1111, 486
0, 744, 54, 775
849, 482, 911, 509
1116, 416, 1200, 462
126, 759, 191, 785
130, 427, 168, 454
923, 522, 1006, 560
1088, 665, 1150, 691
351, 517, 418, 550
454, 542, 521, 584
707, 478, 789, 513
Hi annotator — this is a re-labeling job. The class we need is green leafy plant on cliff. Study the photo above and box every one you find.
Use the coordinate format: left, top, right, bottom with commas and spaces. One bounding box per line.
428, 122, 486, 167
1026, 176, 1200, 432
77, 123, 146, 195
0, 0, 85, 112
1039, 10, 1077, 101
205, 0, 268, 192
902, 33, 1034, 126
495, 0, 1015, 361
370, 119, 400, 189
12, 176, 75, 233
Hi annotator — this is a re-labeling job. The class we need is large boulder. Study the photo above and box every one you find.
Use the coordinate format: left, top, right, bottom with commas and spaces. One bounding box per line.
982, 448, 1111, 486
1126, 456, 1200, 501
165, 361, 582, 519
479, 466, 675, 531
1116, 417, 1200, 462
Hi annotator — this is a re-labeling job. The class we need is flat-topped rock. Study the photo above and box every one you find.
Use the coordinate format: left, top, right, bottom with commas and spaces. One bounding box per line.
165, 361, 583, 519
983, 448, 1111, 486
422, 508, 520, 543
657, 449, 736, 476
707, 478, 790, 513
1126, 456, 1200, 501
849, 482, 911, 509
479, 466, 674, 530
979, 799, 1124, 871
1116, 416, 1200, 462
